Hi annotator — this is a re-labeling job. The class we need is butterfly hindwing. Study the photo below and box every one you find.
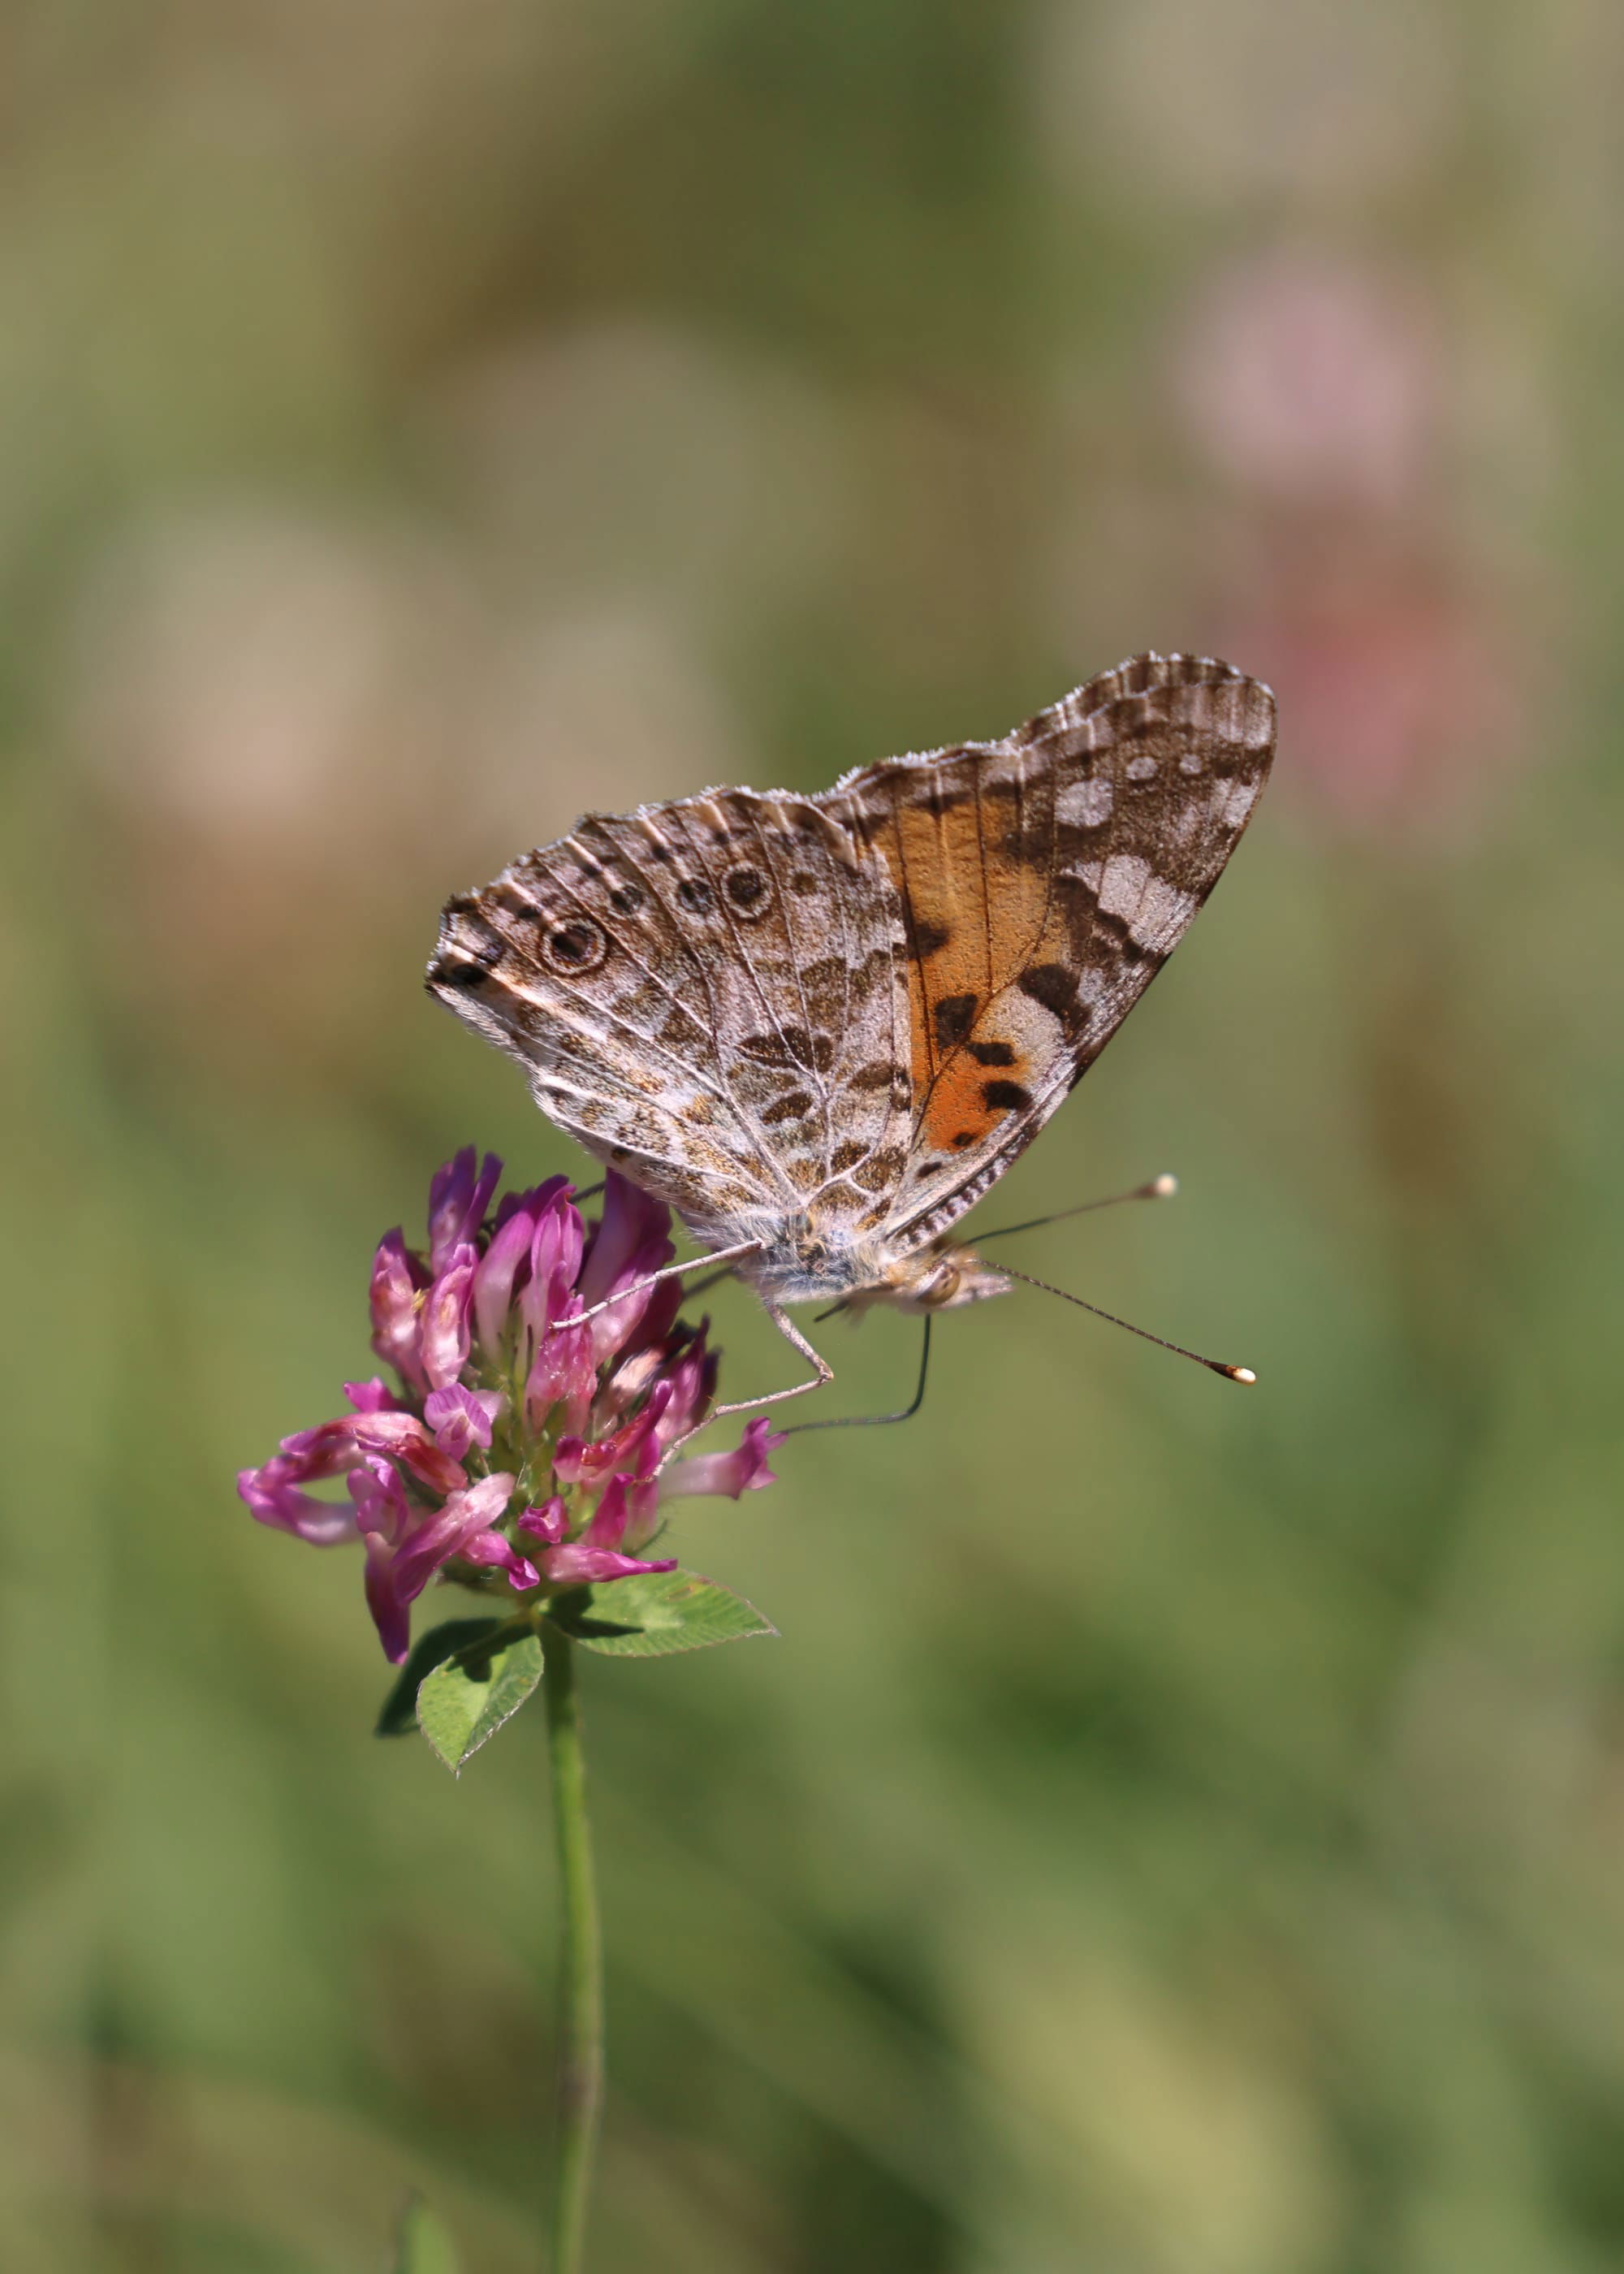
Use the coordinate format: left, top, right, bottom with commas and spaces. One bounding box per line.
817, 653, 1276, 1249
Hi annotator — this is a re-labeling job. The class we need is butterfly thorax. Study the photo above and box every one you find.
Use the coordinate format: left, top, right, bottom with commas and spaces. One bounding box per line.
735, 1221, 1013, 1314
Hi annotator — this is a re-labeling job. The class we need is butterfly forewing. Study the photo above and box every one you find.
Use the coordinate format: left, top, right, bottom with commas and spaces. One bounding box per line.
816, 653, 1276, 1251
428, 787, 910, 1251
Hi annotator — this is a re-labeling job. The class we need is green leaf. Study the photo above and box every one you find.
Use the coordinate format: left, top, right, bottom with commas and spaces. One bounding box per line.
392, 2194, 461, 2274
416, 1627, 544, 1775
547, 1567, 776, 1658
374, 1619, 504, 1736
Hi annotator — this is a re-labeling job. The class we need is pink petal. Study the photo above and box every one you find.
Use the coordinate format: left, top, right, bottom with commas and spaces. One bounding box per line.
275, 1417, 358, 1476
583, 1473, 631, 1551
363, 1532, 412, 1663
424, 1384, 503, 1460
343, 1377, 400, 1415
389, 1472, 516, 1599
621, 1476, 662, 1552
428, 1148, 502, 1273
517, 1498, 569, 1547
346, 1454, 410, 1543
650, 1332, 719, 1450
459, 1530, 541, 1591
519, 1190, 588, 1343
540, 1544, 679, 1586
350, 1412, 466, 1497
473, 1200, 538, 1356
525, 1316, 596, 1433
554, 1384, 670, 1489
236, 1463, 357, 1546
369, 1230, 428, 1391
576, 1174, 675, 1362
420, 1246, 477, 1391
659, 1418, 785, 1502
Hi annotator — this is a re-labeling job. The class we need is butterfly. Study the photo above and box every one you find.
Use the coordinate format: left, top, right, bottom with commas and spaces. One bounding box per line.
427, 651, 1276, 1419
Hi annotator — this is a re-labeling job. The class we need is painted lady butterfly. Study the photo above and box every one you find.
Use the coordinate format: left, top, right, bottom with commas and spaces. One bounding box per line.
429, 651, 1275, 1415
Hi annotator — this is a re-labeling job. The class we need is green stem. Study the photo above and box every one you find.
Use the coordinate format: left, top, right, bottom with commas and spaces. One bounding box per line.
541, 1624, 604, 2274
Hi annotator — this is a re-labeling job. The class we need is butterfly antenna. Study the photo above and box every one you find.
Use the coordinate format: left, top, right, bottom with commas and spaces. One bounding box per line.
780, 1316, 932, 1436
978, 1174, 1178, 1244
998, 1263, 1255, 1383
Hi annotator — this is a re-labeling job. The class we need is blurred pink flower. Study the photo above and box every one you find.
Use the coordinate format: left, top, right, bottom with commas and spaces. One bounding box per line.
1173, 248, 1435, 512
1168, 246, 1537, 838
1213, 541, 1526, 839
238, 1156, 784, 1662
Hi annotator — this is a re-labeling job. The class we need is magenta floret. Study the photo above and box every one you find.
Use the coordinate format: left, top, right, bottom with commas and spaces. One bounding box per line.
238, 1159, 785, 1662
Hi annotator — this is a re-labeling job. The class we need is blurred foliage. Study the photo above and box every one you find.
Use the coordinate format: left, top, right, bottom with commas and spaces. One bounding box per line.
5, 0, 1624, 2268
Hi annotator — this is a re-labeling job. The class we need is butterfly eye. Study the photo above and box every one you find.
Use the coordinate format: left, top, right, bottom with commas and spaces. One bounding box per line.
542, 918, 609, 975
722, 862, 774, 920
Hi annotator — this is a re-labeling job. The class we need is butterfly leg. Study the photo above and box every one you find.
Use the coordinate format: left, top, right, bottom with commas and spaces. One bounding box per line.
559, 1239, 765, 1330
661, 1303, 832, 1463
712, 1300, 833, 1419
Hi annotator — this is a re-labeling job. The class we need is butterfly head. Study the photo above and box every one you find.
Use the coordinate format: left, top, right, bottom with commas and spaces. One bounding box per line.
736, 1218, 1009, 1315
836, 1235, 1013, 1320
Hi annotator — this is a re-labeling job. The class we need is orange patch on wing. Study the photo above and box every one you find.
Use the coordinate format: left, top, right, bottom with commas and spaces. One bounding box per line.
862, 778, 1052, 1098
906, 939, 983, 1092
918, 1045, 1034, 1158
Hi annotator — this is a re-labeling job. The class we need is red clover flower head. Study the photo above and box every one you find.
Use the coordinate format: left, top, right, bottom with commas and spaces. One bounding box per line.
238, 1151, 784, 1662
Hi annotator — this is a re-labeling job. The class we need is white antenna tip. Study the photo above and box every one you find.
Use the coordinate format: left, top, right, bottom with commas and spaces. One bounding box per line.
1226, 1365, 1257, 1386
1149, 1173, 1179, 1199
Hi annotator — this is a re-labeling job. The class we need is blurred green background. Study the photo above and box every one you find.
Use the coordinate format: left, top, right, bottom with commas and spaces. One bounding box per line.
6, 1, 1623, 2268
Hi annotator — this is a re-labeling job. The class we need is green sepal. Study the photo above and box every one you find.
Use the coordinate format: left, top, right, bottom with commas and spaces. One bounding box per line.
374, 1619, 505, 1737
546, 1567, 776, 1658
417, 1625, 544, 1775
392, 2194, 461, 2273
